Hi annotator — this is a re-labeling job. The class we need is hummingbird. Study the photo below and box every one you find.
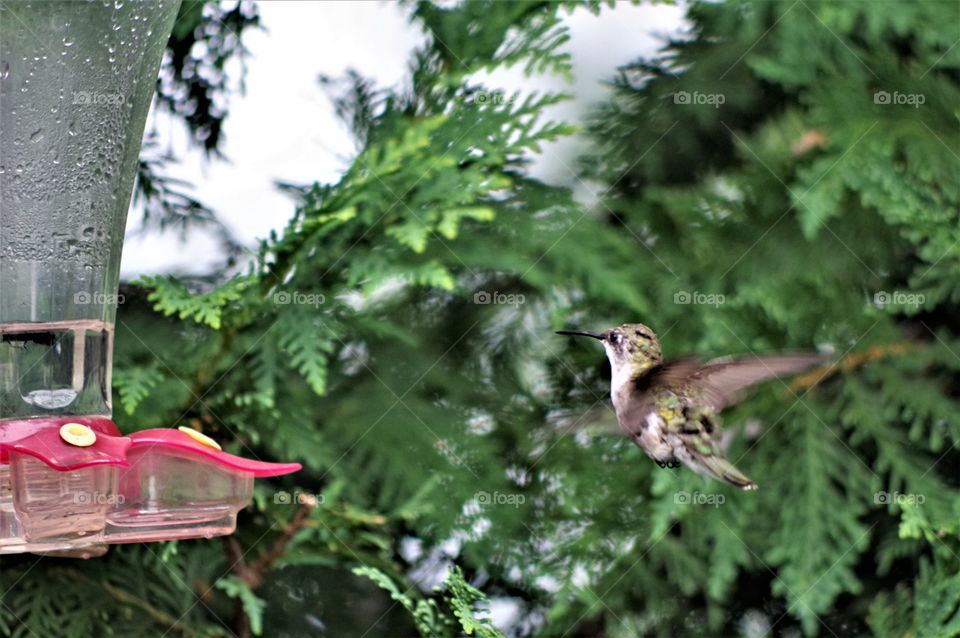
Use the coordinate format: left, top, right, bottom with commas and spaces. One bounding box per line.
557, 323, 824, 490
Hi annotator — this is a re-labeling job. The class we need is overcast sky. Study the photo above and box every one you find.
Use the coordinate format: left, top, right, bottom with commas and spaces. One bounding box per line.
120, 1, 685, 277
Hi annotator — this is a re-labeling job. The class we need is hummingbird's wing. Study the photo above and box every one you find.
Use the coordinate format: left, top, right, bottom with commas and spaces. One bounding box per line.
650, 354, 825, 411
625, 354, 823, 489
633, 365, 762, 489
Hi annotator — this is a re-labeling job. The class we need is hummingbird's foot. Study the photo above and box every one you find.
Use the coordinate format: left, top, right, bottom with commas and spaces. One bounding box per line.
656, 459, 682, 469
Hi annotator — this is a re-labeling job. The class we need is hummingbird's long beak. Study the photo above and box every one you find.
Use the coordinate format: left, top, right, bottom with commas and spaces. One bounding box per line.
556, 330, 604, 340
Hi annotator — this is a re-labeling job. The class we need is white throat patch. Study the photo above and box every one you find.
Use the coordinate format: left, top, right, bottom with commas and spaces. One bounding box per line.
603, 343, 635, 397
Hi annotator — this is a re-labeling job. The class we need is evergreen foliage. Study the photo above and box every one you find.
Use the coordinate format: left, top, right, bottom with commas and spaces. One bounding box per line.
1, 1, 957, 636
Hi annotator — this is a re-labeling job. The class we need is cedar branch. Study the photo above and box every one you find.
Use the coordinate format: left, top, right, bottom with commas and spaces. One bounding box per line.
787, 341, 920, 394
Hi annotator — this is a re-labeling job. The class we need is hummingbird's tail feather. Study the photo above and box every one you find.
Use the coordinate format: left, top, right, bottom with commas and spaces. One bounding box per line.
690, 454, 758, 490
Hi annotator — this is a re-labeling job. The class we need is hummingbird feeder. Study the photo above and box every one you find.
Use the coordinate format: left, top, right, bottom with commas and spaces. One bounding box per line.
0, 0, 299, 557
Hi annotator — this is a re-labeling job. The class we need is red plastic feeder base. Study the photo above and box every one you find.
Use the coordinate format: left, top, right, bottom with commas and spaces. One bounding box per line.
0, 416, 300, 557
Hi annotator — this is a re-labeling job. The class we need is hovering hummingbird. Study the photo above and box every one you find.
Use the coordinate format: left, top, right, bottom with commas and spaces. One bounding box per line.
557, 323, 823, 490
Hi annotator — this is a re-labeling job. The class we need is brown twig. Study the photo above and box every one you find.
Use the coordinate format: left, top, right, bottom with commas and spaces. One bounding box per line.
787, 340, 920, 394
54, 567, 204, 637
251, 501, 315, 577
227, 500, 314, 589
225, 501, 316, 638
100, 580, 203, 637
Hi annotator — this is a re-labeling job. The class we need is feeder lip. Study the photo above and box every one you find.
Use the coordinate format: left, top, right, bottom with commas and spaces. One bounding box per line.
128, 429, 302, 477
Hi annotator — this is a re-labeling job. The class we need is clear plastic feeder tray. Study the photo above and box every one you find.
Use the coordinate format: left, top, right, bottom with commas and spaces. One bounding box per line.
106, 447, 254, 543
12, 453, 116, 541
0, 463, 108, 557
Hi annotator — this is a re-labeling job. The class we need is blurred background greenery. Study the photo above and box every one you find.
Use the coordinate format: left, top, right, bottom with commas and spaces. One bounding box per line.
3, 1, 958, 636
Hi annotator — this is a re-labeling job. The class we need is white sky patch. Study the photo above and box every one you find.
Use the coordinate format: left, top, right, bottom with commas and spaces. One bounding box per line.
121, 2, 684, 277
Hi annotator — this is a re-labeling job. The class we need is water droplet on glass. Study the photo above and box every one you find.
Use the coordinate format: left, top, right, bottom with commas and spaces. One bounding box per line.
29, 129, 44, 143
0, 62, 9, 79
62, 36, 74, 47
